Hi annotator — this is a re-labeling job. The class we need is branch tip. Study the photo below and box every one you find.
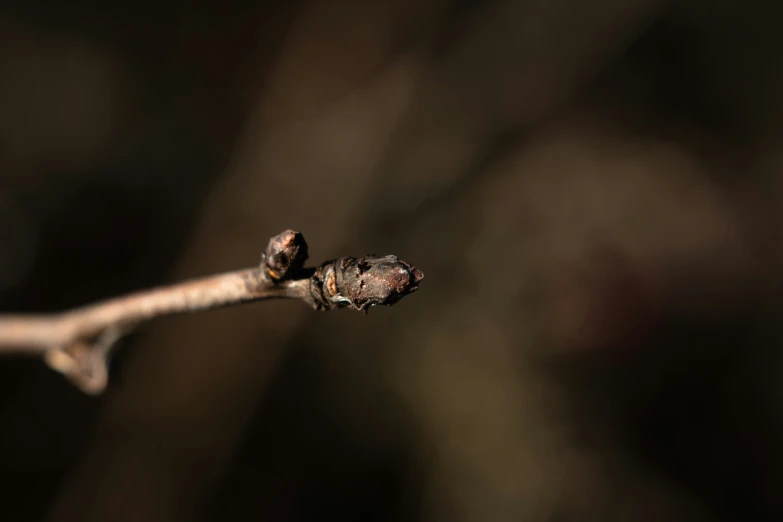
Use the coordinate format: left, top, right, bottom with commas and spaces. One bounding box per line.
0, 229, 423, 394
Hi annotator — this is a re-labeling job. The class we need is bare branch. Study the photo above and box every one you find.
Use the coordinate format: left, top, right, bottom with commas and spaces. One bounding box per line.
0, 230, 423, 394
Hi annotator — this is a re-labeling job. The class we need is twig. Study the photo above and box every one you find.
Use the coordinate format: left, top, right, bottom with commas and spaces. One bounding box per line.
0, 230, 423, 395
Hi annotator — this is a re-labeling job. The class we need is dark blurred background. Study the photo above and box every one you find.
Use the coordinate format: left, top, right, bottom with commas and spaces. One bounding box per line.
2, 0, 783, 521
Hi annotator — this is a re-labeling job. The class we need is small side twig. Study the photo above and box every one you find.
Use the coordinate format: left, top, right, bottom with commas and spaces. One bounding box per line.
0, 230, 423, 394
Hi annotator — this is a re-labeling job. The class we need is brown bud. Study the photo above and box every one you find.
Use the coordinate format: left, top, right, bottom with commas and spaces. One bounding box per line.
311, 255, 423, 312
262, 230, 309, 282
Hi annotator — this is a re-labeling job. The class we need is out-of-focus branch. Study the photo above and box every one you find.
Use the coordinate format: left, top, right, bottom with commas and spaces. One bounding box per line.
0, 230, 423, 394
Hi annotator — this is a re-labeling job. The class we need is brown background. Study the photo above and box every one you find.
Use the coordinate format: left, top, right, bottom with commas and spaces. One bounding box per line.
2, 0, 783, 521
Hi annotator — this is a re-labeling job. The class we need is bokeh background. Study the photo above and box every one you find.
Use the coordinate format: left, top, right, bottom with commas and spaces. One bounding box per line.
2, 0, 783, 521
